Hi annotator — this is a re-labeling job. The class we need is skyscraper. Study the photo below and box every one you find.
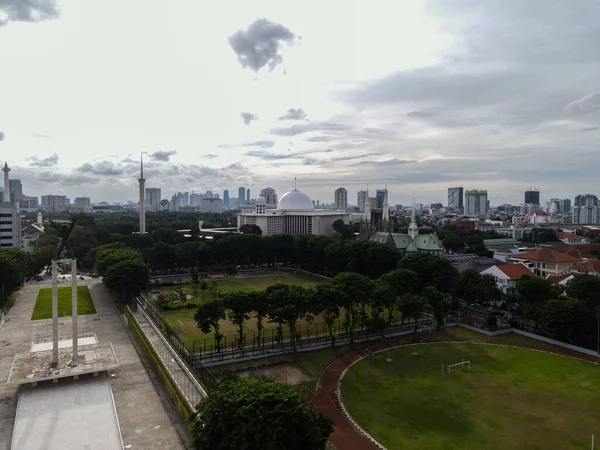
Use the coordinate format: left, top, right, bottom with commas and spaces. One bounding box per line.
572, 194, 599, 224
145, 187, 161, 212
223, 189, 229, 208
138, 154, 146, 233
183, 191, 190, 206
238, 186, 245, 203
260, 187, 277, 208
334, 187, 348, 209
8, 179, 22, 204
357, 190, 368, 212
465, 190, 488, 216
448, 187, 464, 211
376, 189, 386, 209
524, 189, 540, 205
246, 189, 250, 202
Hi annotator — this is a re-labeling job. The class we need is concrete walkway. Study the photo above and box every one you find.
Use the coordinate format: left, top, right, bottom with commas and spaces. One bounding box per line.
0, 280, 191, 450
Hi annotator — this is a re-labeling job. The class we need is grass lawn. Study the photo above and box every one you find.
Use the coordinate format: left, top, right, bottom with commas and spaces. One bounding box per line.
31, 286, 96, 320
160, 271, 327, 347
342, 343, 600, 449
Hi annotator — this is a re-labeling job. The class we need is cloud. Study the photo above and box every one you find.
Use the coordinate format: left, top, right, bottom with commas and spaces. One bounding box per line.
228, 18, 297, 72
0, 0, 60, 27
565, 93, 600, 115
27, 153, 59, 167
245, 149, 298, 160
580, 126, 599, 132
77, 161, 123, 176
149, 150, 177, 161
32, 133, 52, 138
240, 112, 257, 125
269, 121, 349, 136
278, 108, 307, 121
0, 131, 4, 141
202, 154, 219, 159
242, 140, 275, 148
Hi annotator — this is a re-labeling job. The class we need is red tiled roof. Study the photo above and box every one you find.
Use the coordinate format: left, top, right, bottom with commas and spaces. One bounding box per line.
546, 273, 578, 283
495, 264, 536, 280
552, 243, 600, 259
511, 247, 582, 263
572, 260, 600, 273
533, 210, 549, 216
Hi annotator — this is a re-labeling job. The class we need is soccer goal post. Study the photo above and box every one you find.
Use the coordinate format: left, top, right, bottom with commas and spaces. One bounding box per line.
447, 360, 470, 374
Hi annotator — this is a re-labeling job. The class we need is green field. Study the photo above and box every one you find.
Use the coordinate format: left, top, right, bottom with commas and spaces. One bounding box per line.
31, 285, 96, 320
160, 271, 325, 347
341, 343, 600, 449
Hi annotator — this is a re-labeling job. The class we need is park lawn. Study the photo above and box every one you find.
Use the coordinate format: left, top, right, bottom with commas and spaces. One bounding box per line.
342, 343, 600, 450
31, 286, 96, 320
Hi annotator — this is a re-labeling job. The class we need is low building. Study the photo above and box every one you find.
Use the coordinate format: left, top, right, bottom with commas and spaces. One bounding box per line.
481, 264, 536, 295
508, 247, 582, 278
556, 232, 590, 245
570, 260, 600, 276
237, 189, 349, 236
370, 231, 443, 255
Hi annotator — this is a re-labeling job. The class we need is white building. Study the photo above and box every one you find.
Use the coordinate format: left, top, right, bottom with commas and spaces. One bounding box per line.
480, 263, 536, 296
1, 162, 22, 249
145, 187, 161, 212
334, 187, 348, 209
465, 189, 488, 216
237, 189, 349, 236
357, 190, 368, 212
41, 195, 67, 212
74, 197, 91, 212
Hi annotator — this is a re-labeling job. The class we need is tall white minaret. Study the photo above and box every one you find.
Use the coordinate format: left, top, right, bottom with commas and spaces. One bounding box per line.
2, 162, 10, 203
138, 154, 146, 234
408, 197, 418, 239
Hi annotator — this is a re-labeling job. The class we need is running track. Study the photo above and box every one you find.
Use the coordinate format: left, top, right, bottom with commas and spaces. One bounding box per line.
305, 331, 599, 450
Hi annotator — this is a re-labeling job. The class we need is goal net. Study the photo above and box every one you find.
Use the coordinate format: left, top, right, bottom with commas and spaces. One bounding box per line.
446, 360, 470, 374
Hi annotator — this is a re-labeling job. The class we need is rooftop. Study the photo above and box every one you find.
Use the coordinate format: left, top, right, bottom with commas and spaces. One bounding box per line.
495, 263, 536, 280
510, 247, 583, 263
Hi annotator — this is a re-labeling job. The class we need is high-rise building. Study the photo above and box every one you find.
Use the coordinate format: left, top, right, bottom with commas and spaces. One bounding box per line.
0, 162, 22, 248
376, 189, 386, 209
8, 179, 23, 203
260, 187, 277, 208
465, 190, 488, 216
334, 187, 348, 209
138, 154, 146, 233
183, 192, 190, 207
41, 195, 67, 212
74, 197, 91, 212
551, 198, 571, 214
145, 188, 161, 212
223, 189, 229, 208
21, 196, 38, 210
572, 194, 599, 224
190, 193, 201, 206
357, 190, 368, 212
448, 187, 464, 211
246, 189, 250, 202
200, 197, 223, 213
524, 189, 540, 205
238, 186, 245, 203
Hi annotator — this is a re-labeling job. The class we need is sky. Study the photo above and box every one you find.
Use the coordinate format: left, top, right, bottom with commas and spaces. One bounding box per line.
1, 0, 600, 206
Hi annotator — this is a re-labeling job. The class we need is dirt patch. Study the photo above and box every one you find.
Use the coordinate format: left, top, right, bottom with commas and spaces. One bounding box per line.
233, 363, 312, 385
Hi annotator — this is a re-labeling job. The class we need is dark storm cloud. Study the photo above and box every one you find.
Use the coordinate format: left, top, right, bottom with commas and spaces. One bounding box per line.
0, 0, 60, 26
242, 140, 275, 148
77, 161, 123, 176
240, 112, 258, 125
228, 18, 297, 72
150, 150, 177, 161
278, 108, 307, 121
27, 153, 59, 167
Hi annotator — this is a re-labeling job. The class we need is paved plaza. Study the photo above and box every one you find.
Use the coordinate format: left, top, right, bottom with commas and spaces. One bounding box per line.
0, 280, 190, 450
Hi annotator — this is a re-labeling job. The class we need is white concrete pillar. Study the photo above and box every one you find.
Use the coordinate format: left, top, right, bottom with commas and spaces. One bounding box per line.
51, 260, 59, 367
71, 259, 78, 365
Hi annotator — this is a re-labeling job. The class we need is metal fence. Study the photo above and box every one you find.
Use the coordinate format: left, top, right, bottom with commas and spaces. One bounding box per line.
136, 296, 220, 392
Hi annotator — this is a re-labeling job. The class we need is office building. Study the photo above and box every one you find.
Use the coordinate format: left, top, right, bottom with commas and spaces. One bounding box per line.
200, 197, 223, 213
8, 179, 23, 203
376, 189, 386, 209
550, 198, 571, 214
357, 190, 368, 212
524, 189, 540, 205
223, 190, 229, 208
572, 194, 600, 224
74, 197, 91, 212
238, 188, 349, 236
21, 196, 39, 210
334, 187, 348, 209
238, 186, 245, 204
465, 190, 488, 216
260, 187, 277, 208
145, 187, 161, 212
448, 187, 464, 211
41, 195, 67, 212
190, 193, 201, 206
183, 192, 189, 207
0, 162, 22, 248
246, 189, 250, 202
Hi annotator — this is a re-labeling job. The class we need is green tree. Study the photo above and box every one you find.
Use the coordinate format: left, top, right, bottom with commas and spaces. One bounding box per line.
331, 272, 374, 344
194, 299, 226, 352
239, 224, 263, 236
442, 236, 463, 253
250, 292, 269, 346
517, 275, 554, 323
103, 258, 149, 305
378, 269, 420, 322
267, 284, 310, 352
223, 292, 253, 349
566, 275, 600, 309
539, 298, 586, 342
398, 253, 458, 294
422, 286, 449, 329
189, 376, 333, 450
370, 280, 396, 335
312, 282, 346, 347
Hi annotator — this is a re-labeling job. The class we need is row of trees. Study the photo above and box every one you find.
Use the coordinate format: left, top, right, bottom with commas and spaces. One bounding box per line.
0, 248, 44, 309
194, 262, 458, 353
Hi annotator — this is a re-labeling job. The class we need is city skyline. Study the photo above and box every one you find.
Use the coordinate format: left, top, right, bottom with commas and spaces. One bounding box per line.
2, 1, 600, 204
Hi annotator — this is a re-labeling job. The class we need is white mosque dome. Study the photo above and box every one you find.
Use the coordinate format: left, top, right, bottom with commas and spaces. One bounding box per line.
256, 196, 266, 205
277, 189, 314, 210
